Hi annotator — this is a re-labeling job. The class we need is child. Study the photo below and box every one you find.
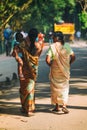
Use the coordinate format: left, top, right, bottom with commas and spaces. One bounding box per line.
12, 32, 24, 80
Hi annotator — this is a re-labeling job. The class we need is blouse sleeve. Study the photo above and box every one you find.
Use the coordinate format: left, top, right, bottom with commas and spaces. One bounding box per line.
47, 46, 52, 56
46, 46, 54, 59
64, 43, 74, 55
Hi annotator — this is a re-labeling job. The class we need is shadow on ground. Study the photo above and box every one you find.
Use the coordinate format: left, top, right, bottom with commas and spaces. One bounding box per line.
0, 102, 87, 117
0, 46, 87, 116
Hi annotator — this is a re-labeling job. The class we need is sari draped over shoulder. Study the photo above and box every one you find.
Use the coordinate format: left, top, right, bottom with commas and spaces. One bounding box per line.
47, 42, 72, 105
53, 42, 70, 80
19, 42, 39, 113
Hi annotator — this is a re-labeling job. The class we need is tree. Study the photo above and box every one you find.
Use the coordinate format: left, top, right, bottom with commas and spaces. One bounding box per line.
0, 0, 32, 29
76, 0, 87, 29
24, 0, 75, 34
0, 0, 79, 41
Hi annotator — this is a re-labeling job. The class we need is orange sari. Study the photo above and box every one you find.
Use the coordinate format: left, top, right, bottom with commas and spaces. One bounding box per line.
19, 44, 39, 113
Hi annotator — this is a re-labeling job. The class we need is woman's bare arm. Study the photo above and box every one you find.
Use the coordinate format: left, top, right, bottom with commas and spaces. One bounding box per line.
46, 55, 52, 66
70, 53, 76, 64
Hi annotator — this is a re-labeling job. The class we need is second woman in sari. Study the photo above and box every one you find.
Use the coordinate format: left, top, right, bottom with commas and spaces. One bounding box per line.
46, 31, 75, 113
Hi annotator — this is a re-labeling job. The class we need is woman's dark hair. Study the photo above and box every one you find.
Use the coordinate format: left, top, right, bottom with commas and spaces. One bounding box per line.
28, 28, 38, 54
53, 31, 64, 45
15, 32, 24, 43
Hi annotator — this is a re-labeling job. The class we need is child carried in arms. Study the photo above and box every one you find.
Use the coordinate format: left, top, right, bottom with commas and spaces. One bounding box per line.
11, 30, 43, 80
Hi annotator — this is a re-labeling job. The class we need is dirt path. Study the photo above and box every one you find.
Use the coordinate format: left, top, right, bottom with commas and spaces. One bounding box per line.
0, 82, 87, 130
0, 42, 87, 130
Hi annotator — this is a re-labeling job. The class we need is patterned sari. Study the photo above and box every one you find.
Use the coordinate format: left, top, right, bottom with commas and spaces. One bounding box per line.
19, 43, 39, 113
47, 42, 74, 105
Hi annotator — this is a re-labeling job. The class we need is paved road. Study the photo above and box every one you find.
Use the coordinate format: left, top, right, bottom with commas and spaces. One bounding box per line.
0, 42, 87, 130
0, 55, 17, 82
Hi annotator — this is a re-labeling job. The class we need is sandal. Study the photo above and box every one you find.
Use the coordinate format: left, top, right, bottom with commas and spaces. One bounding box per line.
52, 108, 61, 112
62, 107, 69, 114
27, 111, 35, 117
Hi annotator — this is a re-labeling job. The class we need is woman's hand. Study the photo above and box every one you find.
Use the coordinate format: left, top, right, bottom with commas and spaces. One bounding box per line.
70, 53, 76, 64
46, 55, 52, 66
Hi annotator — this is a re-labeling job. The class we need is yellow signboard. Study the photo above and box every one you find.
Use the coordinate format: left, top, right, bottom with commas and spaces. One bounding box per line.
54, 23, 75, 34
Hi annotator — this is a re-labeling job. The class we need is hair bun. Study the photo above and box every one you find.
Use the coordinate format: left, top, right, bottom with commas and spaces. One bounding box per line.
53, 31, 64, 40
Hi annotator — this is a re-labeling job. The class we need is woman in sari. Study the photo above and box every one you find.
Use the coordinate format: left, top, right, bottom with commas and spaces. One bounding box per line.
46, 31, 75, 113
12, 28, 42, 116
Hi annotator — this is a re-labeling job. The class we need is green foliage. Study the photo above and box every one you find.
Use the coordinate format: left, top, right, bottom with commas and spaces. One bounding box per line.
0, 0, 32, 30
24, 0, 75, 34
0, 0, 77, 38
76, 0, 87, 31
79, 11, 87, 29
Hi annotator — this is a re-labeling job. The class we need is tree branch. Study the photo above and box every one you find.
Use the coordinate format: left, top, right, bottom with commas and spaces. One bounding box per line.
0, 0, 32, 29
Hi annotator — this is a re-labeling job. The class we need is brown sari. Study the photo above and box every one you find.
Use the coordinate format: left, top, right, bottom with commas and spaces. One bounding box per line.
19, 43, 39, 113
